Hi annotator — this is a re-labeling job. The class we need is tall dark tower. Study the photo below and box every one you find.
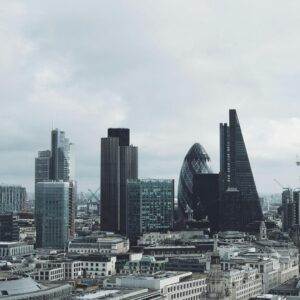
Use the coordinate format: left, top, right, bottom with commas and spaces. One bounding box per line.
101, 128, 138, 233
101, 137, 120, 232
220, 109, 263, 228
108, 128, 130, 146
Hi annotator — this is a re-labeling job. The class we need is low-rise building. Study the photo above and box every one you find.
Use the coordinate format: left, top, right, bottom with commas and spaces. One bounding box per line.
0, 242, 34, 259
80, 255, 116, 278
121, 256, 166, 275
68, 233, 129, 255
0, 271, 71, 299
104, 271, 207, 300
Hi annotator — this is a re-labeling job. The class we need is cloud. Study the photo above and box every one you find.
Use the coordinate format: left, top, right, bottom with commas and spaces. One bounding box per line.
1, 0, 300, 193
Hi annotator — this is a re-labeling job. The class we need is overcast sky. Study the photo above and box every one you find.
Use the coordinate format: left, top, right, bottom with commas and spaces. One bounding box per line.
1, 1, 300, 194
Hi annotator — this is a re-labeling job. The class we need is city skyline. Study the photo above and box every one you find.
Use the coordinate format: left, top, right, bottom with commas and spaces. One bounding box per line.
1, 1, 300, 193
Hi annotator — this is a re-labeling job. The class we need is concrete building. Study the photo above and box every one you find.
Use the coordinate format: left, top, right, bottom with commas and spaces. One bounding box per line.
0, 271, 71, 299
0, 242, 33, 259
104, 271, 207, 300
80, 255, 116, 278
68, 233, 129, 254
0, 185, 27, 213
121, 256, 166, 275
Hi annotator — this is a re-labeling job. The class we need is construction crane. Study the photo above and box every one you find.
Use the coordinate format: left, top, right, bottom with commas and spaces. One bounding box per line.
273, 179, 289, 190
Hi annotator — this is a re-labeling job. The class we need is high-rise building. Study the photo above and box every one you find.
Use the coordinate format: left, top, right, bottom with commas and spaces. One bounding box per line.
0, 185, 27, 213
220, 109, 262, 227
100, 128, 138, 234
50, 129, 74, 181
219, 188, 242, 231
0, 213, 19, 241
35, 150, 51, 184
193, 174, 220, 231
108, 128, 130, 146
177, 143, 212, 225
35, 129, 75, 247
35, 181, 70, 248
127, 179, 174, 244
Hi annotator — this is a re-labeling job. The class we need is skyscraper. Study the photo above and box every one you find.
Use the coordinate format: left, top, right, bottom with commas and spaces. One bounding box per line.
127, 179, 174, 244
101, 137, 120, 232
35, 128, 75, 247
35, 181, 70, 248
101, 128, 138, 234
193, 174, 220, 232
177, 143, 212, 225
35, 150, 51, 184
50, 129, 74, 181
220, 109, 263, 227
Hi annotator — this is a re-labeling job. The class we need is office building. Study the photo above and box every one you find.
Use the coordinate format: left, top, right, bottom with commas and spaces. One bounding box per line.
193, 174, 220, 231
219, 188, 242, 231
101, 128, 138, 233
35, 129, 76, 245
35, 150, 51, 184
35, 181, 70, 248
0, 185, 27, 213
177, 143, 212, 225
0, 213, 19, 241
50, 129, 74, 181
127, 179, 174, 244
220, 109, 263, 228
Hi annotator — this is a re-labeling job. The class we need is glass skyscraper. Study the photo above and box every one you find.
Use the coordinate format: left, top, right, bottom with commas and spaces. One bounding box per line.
220, 109, 263, 228
35, 181, 70, 248
35, 128, 76, 247
127, 179, 174, 244
177, 143, 212, 224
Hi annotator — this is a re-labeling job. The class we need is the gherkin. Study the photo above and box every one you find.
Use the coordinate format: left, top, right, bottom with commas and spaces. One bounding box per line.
177, 143, 212, 222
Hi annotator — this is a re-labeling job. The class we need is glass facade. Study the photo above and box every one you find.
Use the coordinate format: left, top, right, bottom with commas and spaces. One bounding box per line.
220, 109, 263, 228
177, 143, 212, 222
35, 150, 51, 184
35, 182, 70, 248
127, 179, 174, 244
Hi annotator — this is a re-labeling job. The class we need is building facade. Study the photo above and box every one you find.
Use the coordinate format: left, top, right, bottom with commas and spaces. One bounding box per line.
127, 179, 174, 244
35, 181, 70, 248
35, 150, 51, 184
101, 128, 138, 234
0, 185, 27, 213
177, 143, 212, 226
220, 109, 263, 228
0, 213, 19, 241
35, 129, 76, 247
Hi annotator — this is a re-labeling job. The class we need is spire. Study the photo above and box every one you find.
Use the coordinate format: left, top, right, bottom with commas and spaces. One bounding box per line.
213, 234, 218, 254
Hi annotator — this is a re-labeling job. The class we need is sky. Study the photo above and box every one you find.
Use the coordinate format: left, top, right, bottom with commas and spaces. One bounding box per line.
1, 0, 300, 194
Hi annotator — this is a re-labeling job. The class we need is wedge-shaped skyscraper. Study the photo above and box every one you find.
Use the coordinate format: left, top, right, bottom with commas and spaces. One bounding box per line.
220, 109, 263, 227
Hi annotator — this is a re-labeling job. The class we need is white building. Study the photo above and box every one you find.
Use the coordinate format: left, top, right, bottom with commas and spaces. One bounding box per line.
33, 267, 64, 281
0, 242, 34, 258
34, 259, 82, 281
104, 271, 207, 300
80, 255, 116, 278
68, 234, 129, 254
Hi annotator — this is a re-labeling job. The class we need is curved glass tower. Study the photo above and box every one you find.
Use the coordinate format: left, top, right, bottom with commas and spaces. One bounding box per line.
177, 143, 212, 221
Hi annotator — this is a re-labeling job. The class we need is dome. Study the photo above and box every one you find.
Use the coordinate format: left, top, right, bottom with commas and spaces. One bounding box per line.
177, 143, 212, 221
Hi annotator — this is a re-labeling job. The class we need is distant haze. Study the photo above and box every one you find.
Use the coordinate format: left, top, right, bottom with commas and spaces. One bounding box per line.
1, 1, 300, 193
